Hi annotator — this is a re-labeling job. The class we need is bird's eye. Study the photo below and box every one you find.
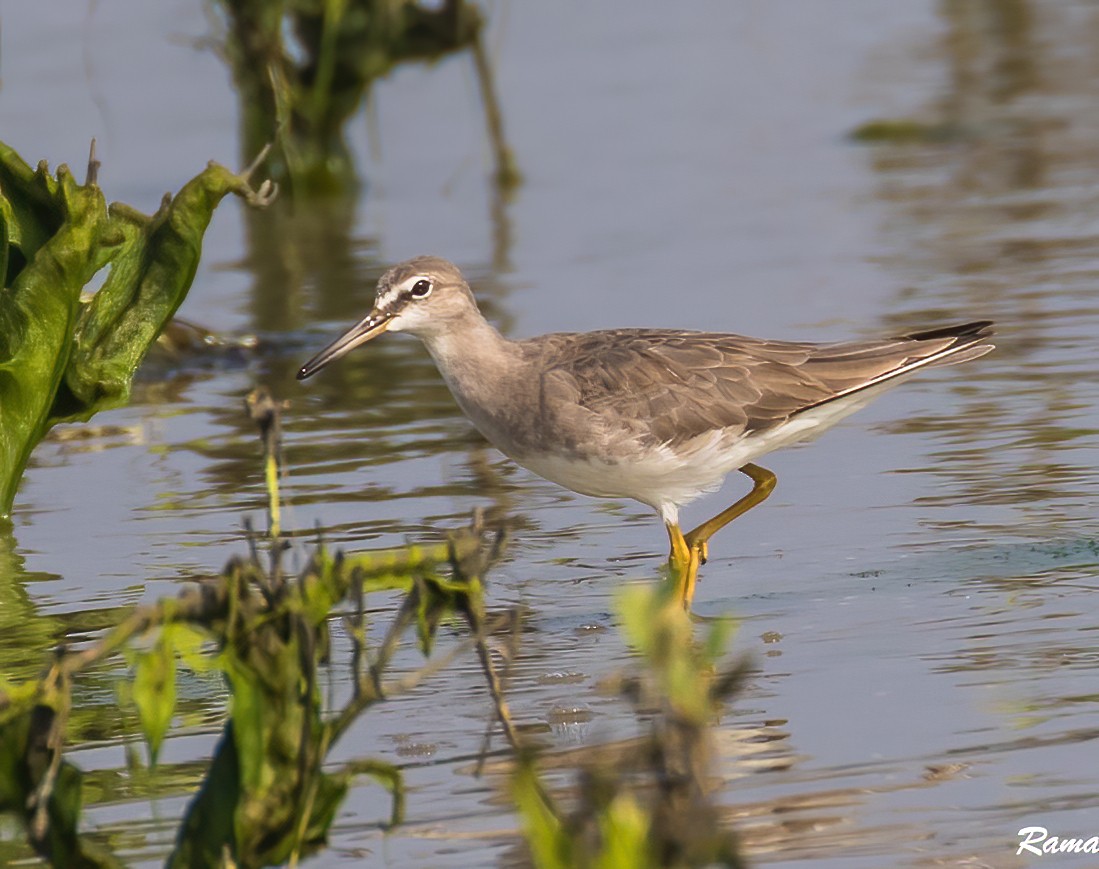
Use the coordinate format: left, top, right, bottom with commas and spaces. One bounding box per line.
410, 279, 433, 299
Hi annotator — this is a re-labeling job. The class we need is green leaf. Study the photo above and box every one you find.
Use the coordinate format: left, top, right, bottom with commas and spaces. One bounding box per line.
0, 155, 107, 515
595, 793, 653, 869
511, 755, 572, 869
217, 653, 265, 794
616, 583, 731, 724
165, 622, 215, 673
299, 770, 349, 850
168, 726, 241, 869
131, 631, 177, 766
63, 162, 258, 412
0, 142, 64, 260
0, 140, 271, 518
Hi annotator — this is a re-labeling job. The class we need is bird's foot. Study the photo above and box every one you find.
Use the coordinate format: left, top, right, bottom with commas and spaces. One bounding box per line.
683, 531, 708, 567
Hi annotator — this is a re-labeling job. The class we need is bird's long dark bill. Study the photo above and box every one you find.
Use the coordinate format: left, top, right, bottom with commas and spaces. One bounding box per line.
297, 310, 392, 379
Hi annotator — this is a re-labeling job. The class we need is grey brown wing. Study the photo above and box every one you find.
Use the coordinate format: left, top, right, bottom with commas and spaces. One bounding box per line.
536, 325, 992, 448
535, 331, 817, 448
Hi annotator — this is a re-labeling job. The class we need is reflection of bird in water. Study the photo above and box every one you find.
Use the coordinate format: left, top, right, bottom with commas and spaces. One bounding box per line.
299, 256, 994, 607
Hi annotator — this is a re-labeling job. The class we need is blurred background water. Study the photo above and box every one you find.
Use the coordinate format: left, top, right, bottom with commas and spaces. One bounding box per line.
3, 1, 1099, 866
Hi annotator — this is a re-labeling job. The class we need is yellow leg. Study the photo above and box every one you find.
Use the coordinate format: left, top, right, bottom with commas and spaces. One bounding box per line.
666, 520, 702, 608
666, 463, 777, 608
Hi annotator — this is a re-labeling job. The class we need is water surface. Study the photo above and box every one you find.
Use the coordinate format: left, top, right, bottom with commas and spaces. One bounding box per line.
2, 2, 1099, 866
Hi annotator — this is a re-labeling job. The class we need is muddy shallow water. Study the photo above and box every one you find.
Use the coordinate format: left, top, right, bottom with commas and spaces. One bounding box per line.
3, 2, 1099, 866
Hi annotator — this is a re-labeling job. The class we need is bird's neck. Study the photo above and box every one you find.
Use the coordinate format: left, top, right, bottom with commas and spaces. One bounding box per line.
419, 312, 529, 439
420, 311, 521, 390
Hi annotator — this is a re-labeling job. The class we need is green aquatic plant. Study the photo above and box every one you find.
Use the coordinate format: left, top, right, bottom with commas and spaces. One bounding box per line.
512, 582, 748, 869
0, 140, 276, 519
0, 387, 514, 867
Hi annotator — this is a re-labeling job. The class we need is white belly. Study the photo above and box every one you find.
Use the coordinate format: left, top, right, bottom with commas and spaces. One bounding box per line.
509, 381, 902, 525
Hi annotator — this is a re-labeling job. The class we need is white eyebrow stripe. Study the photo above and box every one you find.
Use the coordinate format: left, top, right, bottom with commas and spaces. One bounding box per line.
374, 286, 403, 311
376, 272, 432, 311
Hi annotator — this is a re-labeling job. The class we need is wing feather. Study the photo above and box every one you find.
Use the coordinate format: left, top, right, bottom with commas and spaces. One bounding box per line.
530, 323, 993, 451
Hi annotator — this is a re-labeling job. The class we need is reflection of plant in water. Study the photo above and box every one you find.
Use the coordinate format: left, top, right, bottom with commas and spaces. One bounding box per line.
0, 389, 515, 868
212, 0, 520, 195
513, 583, 748, 868
0, 533, 62, 682
0, 139, 276, 519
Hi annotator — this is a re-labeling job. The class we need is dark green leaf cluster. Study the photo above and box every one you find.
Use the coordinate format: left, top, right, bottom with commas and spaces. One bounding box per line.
0, 141, 273, 517
0, 516, 506, 868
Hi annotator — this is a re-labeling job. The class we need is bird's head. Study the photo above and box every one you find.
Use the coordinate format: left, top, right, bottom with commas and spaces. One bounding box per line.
297, 256, 477, 379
